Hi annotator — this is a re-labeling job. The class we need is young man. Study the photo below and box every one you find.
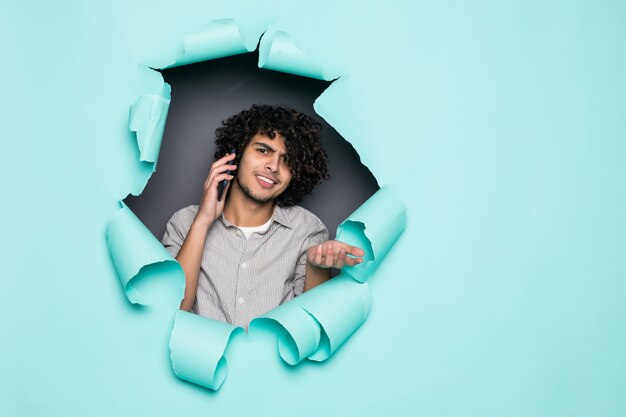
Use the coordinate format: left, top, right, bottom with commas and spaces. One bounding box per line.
162, 105, 364, 329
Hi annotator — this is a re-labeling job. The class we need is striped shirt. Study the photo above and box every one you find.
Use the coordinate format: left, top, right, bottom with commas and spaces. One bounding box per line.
161, 205, 328, 329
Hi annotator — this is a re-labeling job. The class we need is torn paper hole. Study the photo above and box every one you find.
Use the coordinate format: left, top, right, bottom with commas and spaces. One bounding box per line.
107, 17, 407, 391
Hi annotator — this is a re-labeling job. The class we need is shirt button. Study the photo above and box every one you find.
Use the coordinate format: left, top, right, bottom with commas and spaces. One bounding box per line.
238, 297, 244, 304
241, 262, 247, 269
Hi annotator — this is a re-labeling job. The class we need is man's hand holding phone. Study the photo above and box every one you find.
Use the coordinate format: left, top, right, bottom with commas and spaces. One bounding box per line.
195, 152, 236, 227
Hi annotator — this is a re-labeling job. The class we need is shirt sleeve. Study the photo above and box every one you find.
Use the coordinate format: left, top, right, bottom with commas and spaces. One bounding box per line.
293, 219, 329, 296
161, 210, 198, 314
161, 211, 186, 258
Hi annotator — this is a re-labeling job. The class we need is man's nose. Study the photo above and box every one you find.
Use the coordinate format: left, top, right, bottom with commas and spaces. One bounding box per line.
265, 154, 280, 172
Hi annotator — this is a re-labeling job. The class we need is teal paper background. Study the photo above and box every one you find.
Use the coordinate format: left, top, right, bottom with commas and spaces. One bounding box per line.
1, 1, 625, 416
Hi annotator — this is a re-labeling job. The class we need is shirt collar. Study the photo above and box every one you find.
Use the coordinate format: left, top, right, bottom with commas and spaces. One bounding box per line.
271, 205, 293, 229
219, 205, 293, 229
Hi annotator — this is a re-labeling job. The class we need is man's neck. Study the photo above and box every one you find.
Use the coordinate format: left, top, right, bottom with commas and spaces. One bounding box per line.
223, 181, 275, 227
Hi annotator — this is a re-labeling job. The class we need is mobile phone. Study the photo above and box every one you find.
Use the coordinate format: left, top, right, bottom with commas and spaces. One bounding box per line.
217, 149, 236, 201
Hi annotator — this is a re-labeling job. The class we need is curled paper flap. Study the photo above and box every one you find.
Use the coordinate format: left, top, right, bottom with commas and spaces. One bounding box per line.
169, 310, 242, 390
337, 185, 407, 282
129, 93, 171, 166
258, 29, 335, 81
165, 18, 250, 68
105, 202, 184, 305
255, 298, 322, 365
256, 275, 371, 364
295, 274, 371, 361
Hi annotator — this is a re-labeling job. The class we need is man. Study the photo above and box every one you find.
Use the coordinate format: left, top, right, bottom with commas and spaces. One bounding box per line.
162, 105, 364, 329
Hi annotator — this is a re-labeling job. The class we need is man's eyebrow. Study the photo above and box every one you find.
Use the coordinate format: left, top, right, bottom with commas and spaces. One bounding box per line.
253, 141, 286, 155
252, 142, 275, 151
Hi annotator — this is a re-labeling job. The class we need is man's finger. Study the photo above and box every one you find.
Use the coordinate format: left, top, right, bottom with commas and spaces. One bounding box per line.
314, 244, 323, 266
333, 240, 365, 257
215, 152, 237, 165
206, 163, 236, 189
335, 248, 346, 269
345, 257, 363, 267
208, 163, 237, 180
346, 245, 365, 257
324, 243, 334, 267
207, 151, 237, 178
207, 173, 234, 191
210, 163, 237, 174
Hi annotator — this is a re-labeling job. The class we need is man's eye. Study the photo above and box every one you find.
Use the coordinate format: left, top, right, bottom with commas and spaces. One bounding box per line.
257, 148, 267, 154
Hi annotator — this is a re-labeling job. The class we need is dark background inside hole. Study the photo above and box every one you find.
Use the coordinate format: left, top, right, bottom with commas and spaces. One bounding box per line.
125, 51, 379, 246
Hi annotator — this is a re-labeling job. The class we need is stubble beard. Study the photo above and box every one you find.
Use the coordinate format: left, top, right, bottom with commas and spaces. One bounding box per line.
236, 173, 274, 204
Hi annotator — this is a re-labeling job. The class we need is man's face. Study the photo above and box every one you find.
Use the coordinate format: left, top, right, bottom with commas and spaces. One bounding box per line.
235, 132, 293, 204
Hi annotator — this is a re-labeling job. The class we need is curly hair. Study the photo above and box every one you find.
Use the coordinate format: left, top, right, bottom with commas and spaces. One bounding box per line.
214, 104, 329, 207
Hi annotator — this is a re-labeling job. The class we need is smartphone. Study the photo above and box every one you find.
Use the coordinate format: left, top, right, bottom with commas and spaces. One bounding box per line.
217, 149, 236, 201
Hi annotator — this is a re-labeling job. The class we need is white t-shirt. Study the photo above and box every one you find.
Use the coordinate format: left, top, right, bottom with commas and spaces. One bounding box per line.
236, 216, 273, 239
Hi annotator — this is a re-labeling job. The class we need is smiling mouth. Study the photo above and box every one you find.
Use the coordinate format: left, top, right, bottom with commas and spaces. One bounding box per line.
256, 174, 277, 188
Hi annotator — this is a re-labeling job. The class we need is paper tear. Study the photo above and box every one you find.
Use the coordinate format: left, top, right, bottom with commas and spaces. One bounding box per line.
105, 202, 184, 305
255, 274, 372, 364
169, 310, 242, 390
129, 93, 170, 166
258, 28, 339, 81
313, 75, 380, 184
164, 18, 252, 68
336, 220, 375, 266
109, 18, 408, 391
337, 185, 407, 283
296, 275, 371, 362
253, 301, 321, 365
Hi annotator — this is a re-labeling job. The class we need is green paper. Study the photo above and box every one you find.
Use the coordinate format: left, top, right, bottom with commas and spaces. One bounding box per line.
4, 1, 626, 414
337, 185, 407, 282
169, 310, 242, 390
108, 20, 406, 390
165, 18, 251, 68
258, 28, 336, 81
256, 274, 371, 364
295, 274, 371, 361
129, 93, 170, 166
254, 299, 321, 365
105, 202, 184, 305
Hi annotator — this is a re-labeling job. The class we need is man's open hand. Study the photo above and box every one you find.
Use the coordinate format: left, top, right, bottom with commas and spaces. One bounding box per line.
306, 240, 365, 269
